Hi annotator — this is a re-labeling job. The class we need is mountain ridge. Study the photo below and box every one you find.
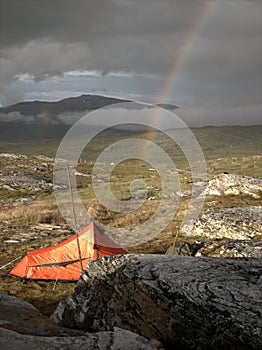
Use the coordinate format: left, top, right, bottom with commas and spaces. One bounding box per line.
0, 95, 132, 117
0, 94, 178, 118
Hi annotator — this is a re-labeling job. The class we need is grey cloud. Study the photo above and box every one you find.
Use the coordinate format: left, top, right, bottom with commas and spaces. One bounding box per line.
0, 86, 25, 106
0, 0, 203, 49
0, 0, 209, 80
177, 104, 262, 127
58, 111, 89, 125
0, 111, 32, 123
1, 103, 261, 128
0, 111, 60, 124
0, 0, 261, 127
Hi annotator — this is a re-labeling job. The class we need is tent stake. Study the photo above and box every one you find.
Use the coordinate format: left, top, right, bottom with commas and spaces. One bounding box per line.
53, 270, 60, 291
66, 162, 84, 271
172, 226, 180, 255
52, 280, 57, 291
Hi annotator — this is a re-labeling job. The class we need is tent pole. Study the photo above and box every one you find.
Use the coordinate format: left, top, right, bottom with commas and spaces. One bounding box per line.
93, 223, 99, 260
66, 162, 84, 271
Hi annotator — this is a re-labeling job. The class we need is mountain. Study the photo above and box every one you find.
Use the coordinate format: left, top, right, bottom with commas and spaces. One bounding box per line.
1, 94, 261, 162
0, 94, 178, 118
0, 94, 179, 142
155, 103, 178, 110
0, 95, 131, 117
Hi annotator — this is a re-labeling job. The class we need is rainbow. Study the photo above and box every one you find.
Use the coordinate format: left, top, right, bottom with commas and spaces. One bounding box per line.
141, 1, 218, 148
156, 0, 218, 106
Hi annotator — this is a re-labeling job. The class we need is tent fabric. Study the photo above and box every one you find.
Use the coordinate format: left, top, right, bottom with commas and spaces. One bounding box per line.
10, 222, 127, 281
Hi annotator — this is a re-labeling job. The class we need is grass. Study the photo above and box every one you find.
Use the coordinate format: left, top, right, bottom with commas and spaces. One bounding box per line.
1, 125, 262, 161
0, 197, 65, 226
206, 155, 262, 179
0, 271, 75, 316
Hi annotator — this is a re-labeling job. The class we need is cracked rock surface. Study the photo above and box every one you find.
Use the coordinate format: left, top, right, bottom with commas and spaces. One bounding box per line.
51, 254, 262, 350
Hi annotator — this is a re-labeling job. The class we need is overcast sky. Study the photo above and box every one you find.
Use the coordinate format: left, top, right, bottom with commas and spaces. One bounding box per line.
0, 0, 261, 125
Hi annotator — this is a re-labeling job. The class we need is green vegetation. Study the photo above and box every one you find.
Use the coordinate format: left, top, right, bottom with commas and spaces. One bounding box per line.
1, 125, 262, 160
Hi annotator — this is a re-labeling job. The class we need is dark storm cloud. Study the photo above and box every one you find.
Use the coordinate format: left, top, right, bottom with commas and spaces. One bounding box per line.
0, 0, 203, 49
0, 0, 205, 79
0, 0, 261, 126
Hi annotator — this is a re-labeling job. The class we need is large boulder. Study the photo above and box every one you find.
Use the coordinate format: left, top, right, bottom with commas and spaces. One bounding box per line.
0, 293, 159, 350
51, 254, 262, 350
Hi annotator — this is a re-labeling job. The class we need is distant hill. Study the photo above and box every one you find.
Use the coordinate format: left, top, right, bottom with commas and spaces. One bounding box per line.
155, 103, 178, 110
0, 95, 131, 117
0, 94, 178, 118
0, 94, 179, 141
1, 95, 261, 163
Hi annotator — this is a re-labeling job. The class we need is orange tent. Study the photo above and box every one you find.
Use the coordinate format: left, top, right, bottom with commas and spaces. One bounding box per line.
10, 222, 127, 281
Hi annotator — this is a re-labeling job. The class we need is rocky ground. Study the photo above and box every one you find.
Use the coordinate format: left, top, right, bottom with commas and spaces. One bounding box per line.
182, 206, 262, 240
177, 172, 262, 198
204, 173, 262, 199
0, 153, 261, 264
0, 153, 53, 196
166, 239, 262, 258
0, 152, 262, 349
1, 153, 261, 254
0, 221, 71, 245
175, 173, 262, 258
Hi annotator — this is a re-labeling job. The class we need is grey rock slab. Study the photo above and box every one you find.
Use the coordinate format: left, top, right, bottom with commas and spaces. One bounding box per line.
0, 327, 158, 350
0, 294, 37, 310
51, 254, 262, 350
